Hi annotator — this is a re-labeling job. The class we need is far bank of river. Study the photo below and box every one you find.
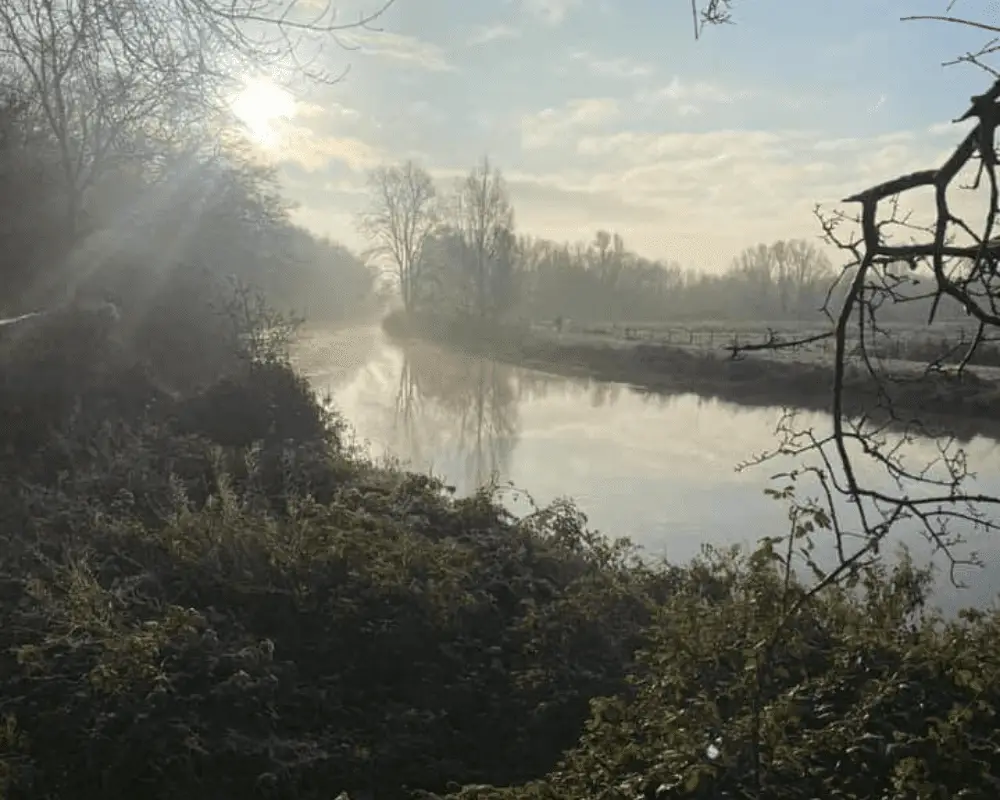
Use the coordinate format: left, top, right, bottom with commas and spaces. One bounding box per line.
381, 311, 1000, 442
293, 324, 1000, 616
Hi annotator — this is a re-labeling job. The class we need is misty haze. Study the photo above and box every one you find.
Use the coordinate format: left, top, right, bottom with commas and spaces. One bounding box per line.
3, 1, 1000, 798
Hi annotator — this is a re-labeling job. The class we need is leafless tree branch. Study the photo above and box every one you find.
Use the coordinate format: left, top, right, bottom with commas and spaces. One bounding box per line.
727, 78, 1000, 585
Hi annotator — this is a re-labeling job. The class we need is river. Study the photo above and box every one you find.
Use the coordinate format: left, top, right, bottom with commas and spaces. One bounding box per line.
294, 325, 1000, 614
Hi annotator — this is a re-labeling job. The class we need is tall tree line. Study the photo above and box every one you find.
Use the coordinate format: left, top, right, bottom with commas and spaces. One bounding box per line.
360, 158, 970, 325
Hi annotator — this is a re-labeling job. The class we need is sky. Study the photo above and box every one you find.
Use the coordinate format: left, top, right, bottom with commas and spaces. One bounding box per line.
245, 0, 999, 272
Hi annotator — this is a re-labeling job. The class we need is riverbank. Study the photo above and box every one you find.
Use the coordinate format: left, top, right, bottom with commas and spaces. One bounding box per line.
2, 307, 999, 798
382, 310, 1000, 440
0, 305, 654, 797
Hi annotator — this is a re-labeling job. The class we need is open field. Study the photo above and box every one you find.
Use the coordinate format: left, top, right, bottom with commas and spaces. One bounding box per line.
537, 318, 1000, 373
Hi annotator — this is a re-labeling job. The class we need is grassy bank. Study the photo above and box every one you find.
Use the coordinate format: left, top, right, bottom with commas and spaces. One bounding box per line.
2, 304, 1000, 799
382, 310, 1000, 439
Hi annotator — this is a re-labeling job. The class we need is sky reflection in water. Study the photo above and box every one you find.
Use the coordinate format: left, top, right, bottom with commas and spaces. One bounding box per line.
296, 326, 1000, 614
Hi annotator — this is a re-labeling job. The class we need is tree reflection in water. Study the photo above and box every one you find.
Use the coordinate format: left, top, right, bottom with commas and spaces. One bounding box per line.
390, 339, 643, 491
388, 337, 730, 493
392, 341, 519, 491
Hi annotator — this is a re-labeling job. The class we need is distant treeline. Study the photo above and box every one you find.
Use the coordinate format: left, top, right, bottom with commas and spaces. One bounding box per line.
361, 158, 970, 326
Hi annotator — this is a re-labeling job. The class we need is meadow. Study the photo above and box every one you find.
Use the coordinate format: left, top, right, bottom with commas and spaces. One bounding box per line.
543, 318, 1000, 372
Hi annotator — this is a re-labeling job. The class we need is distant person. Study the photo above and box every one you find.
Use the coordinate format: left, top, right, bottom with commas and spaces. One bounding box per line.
554, 315, 564, 332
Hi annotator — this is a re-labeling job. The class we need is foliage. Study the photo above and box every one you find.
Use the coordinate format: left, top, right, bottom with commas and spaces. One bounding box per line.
3, 4, 1000, 798
362, 157, 517, 320
433, 548, 1000, 800
449, 157, 517, 319
0, 70, 374, 323
390, 184, 968, 326
0, 0, 392, 242
364, 149, 977, 328
0, 306, 657, 798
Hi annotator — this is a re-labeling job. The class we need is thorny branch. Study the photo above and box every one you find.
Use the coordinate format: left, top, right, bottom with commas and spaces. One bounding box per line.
730, 77, 1000, 594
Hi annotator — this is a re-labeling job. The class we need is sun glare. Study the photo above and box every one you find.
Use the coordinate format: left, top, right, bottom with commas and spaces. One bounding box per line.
231, 79, 295, 147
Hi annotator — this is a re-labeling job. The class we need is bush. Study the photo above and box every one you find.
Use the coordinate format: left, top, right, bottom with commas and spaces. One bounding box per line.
0, 442, 657, 799
0, 294, 655, 799
174, 360, 340, 448
0, 304, 166, 455
440, 548, 1000, 800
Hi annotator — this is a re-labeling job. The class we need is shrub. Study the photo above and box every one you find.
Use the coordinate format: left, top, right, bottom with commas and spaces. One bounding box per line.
0, 453, 657, 798
174, 360, 340, 449
441, 549, 1000, 800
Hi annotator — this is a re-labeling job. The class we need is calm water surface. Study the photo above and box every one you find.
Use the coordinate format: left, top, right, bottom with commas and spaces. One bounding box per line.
294, 325, 1000, 613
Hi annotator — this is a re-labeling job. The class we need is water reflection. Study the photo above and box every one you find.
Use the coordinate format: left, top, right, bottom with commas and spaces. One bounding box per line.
369, 337, 636, 491
298, 327, 1000, 613
392, 342, 519, 490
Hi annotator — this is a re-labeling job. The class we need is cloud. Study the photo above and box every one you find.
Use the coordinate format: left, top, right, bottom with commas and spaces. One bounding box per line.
295, 100, 361, 122
319, 117, 984, 269
505, 173, 670, 224
275, 121, 383, 172
928, 119, 976, 137
337, 30, 453, 71
812, 131, 913, 152
467, 23, 521, 46
520, 98, 619, 149
272, 30, 986, 273
519, 0, 580, 25
281, 119, 983, 270
569, 50, 653, 79
575, 128, 800, 161
492, 121, 982, 270
636, 77, 754, 116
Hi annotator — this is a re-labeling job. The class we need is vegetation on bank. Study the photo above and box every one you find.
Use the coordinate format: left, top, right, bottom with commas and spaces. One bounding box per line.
381, 310, 1000, 438
0, 287, 996, 799
0, 299, 644, 798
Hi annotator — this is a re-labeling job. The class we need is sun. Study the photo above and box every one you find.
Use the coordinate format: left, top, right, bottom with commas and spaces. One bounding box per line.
230, 78, 295, 147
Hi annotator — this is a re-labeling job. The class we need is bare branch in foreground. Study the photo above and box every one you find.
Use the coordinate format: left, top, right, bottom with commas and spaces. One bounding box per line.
730, 76, 1000, 588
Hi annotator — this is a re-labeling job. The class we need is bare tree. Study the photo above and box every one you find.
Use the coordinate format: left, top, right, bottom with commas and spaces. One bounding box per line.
691, 0, 737, 38
671, 4, 1000, 625
592, 230, 626, 287
360, 161, 439, 312
693, 0, 1000, 73
0, 0, 395, 237
730, 240, 834, 317
452, 156, 516, 318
